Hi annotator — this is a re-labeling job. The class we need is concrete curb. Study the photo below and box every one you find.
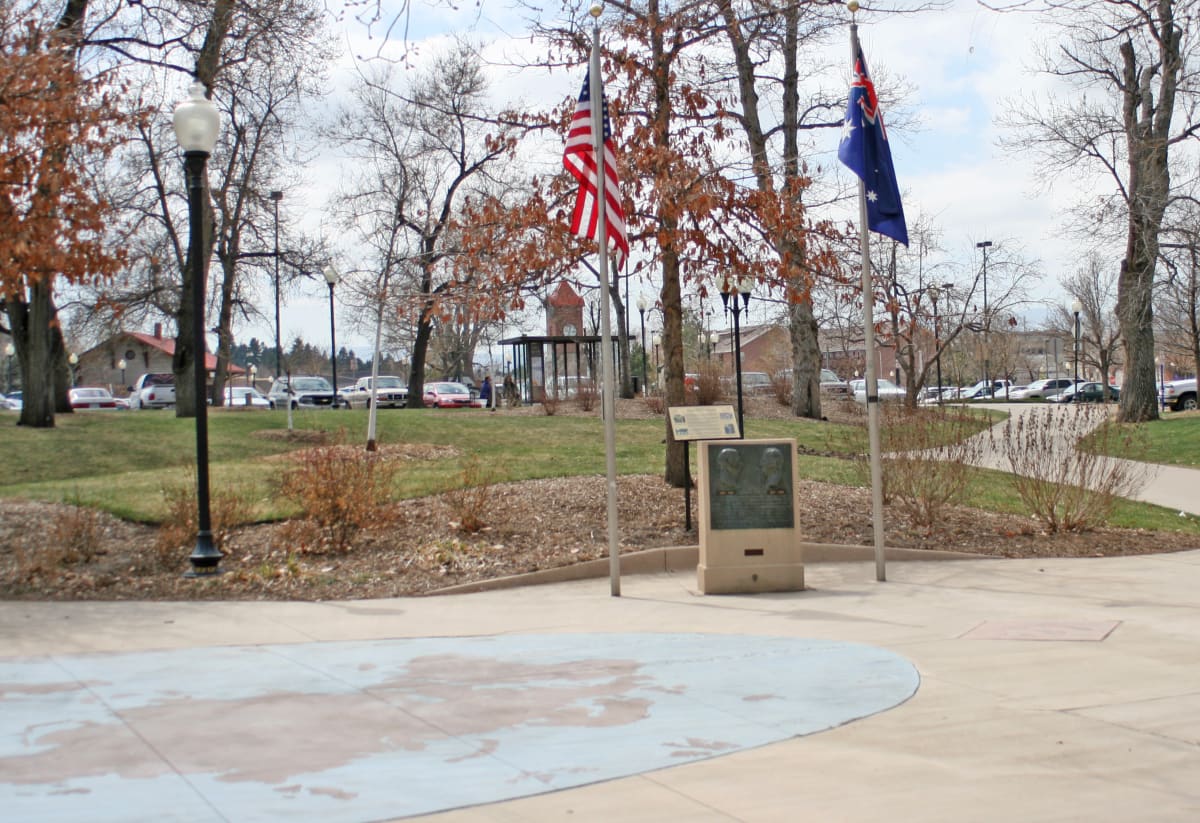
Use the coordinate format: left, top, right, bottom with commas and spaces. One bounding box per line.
427, 542, 979, 595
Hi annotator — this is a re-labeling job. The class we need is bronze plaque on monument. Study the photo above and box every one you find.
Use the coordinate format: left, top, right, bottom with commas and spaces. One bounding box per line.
697, 437, 803, 594
706, 442, 794, 531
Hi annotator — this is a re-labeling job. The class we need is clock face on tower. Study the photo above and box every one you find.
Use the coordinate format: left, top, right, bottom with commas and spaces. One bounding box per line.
563, 323, 577, 336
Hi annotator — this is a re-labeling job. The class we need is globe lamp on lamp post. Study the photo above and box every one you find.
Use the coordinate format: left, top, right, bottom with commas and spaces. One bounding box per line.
173, 81, 222, 577
323, 265, 341, 406
636, 294, 650, 395
719, 276, 753, 436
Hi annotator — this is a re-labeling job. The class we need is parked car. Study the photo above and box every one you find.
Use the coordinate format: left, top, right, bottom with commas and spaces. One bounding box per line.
1007, 378, 1080, 400
423, 381, 474, 408
344, 375, 408, 409
222, 386, 272, 409
1162, 377, 1197, 411
4, 391, 20, 410
267, 376, 340, 410
819, 369, 851, 399
740, 371, 773, 395
850, 377, 906, 403
68, 387, 123, 410
128, 372, 175, 409
959, 379, 1014, 401
1048, 382, 1119, 404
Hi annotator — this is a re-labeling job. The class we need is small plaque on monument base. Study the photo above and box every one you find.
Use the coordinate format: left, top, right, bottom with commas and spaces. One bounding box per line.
697, 438, 804, 594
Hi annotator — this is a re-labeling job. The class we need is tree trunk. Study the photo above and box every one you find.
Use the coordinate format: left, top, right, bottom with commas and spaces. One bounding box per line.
788, 297, 822, 418
1116, 256, 1159, 421
50, 320, 73, 414
661, 250, 688, 487
211, 253, 238, 408
9, 282, 56, 427
408, 282, 434, 408
609, 264, 634, 399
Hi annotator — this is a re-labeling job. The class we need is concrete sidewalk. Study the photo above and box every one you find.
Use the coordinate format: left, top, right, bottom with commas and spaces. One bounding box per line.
963, 402, 1200, 517
4, 549, 1200, 822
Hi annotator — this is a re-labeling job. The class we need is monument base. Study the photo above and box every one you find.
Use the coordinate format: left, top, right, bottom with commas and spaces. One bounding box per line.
698, 561, 805, 594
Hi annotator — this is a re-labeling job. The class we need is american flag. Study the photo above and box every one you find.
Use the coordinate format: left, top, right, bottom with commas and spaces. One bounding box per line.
562, 69, 629, 267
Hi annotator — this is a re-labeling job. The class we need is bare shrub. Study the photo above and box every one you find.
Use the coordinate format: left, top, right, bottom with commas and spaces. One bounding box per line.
13, 497, 107, 577
694, 363, 725, 406
990, 406, 1150, 533
540, 392, 560, 416
847, 405, 982, 521
878, 405, 985, 528
575, 379, 598, 412
278, 444, 399, 552
770, 372, 792, 406
443, 454, 496, 533
644, 394, 665, 415
50, 497, 105, 564
154, 481, 253, 568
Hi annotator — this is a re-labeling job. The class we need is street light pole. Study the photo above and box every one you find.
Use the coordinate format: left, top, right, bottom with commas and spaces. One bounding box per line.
117, 359, 126, 392
1072, 298, 1083, 385
976, 240, 992, 393
174, 81, 222, 577
323, 265, 340, 406
636, 294, 650, 395
928, 285, 943, 406
721, 276, 753, 437
652, 332, 662, 393
270, 190, 293, 429
68, 353, 78, 387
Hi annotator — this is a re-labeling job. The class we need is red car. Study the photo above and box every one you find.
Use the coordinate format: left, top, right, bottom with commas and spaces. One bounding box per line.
423, 381, 473, 408
69, 387, 123, 410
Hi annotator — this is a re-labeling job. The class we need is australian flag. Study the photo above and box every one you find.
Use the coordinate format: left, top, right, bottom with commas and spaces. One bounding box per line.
838, 45, 908, 247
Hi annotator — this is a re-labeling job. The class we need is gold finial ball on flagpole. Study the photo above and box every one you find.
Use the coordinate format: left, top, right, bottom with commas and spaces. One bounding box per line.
590, 3, 603, 18
847, 1, 859, 12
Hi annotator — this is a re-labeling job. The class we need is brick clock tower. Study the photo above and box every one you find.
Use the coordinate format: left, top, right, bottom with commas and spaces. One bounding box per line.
545, 281, 585, 337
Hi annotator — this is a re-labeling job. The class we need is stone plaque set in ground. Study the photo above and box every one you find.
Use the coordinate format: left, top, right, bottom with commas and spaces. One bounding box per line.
696, 438, 804, 594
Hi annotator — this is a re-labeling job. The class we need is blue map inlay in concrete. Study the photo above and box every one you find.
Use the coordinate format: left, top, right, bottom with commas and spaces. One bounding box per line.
0, 633, 919, 822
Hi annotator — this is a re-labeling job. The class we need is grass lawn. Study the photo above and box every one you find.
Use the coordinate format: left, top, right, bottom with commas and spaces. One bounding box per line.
1089, 412, 1200, 468
1, 404, 1194, 537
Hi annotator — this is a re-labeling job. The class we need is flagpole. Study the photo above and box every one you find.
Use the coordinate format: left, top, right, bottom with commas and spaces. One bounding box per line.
588, 4, 622, 597
850, 15, 887, 582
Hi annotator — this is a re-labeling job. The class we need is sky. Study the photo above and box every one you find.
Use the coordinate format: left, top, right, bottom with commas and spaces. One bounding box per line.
248, 0, 1097, 369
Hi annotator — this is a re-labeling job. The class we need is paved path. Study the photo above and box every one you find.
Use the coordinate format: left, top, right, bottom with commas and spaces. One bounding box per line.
2, 406, 1198, 821
4, 549, 1200, 822
960, 403, 1200, 517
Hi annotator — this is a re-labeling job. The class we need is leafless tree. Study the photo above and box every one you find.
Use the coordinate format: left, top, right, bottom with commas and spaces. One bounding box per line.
1000, 0, 1200, 422
326, 45, 523, 407
1057, 252, 1123, 396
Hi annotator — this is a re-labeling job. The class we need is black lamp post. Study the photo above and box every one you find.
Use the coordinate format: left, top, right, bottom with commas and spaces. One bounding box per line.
928, 284, 944, 405
636, 294, 650, 395
174, 81, 222, 577
976, 240, 992, 393
1072, 298, 1083, 386
117, 358, 126, 391
68, 353, 78, 387
270, 190, 284, 391
323, 265, 340, 406
652, 332, 661, 393
720, 276, 753, 436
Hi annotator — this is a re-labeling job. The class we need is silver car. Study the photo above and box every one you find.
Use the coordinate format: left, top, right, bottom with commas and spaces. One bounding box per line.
268, 376, 339, 410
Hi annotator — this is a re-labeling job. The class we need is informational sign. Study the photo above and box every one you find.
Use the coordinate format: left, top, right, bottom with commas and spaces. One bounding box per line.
667, 405, 740, 441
